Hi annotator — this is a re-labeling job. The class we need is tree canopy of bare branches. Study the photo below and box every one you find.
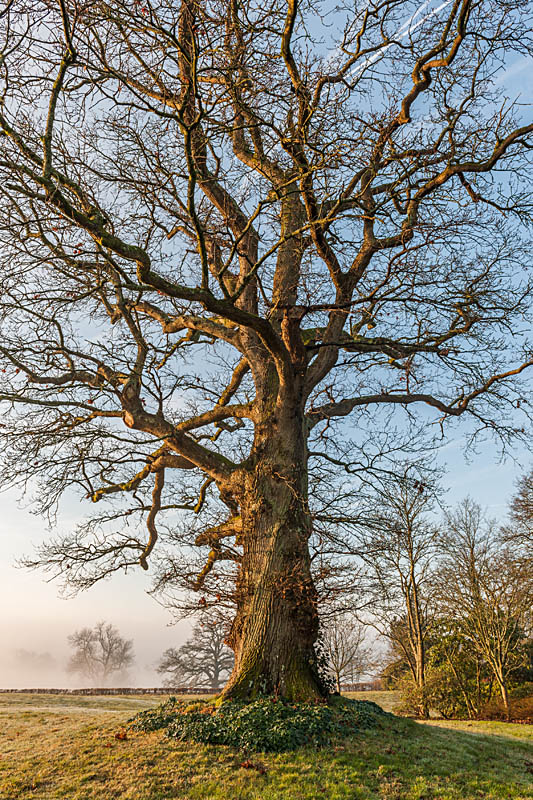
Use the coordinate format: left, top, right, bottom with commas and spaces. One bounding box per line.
323, 615, 373, 693
503, 470, 533, 550
353, 466, 441, 715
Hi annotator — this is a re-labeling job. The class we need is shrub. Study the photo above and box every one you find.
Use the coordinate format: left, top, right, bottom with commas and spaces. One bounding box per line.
508, 681, 533, 700
479, 689, 533, 723
396, 666, 495, 720
129, 695, 386, 752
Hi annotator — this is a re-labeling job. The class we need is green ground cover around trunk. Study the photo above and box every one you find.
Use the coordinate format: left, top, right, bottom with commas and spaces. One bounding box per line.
0, 692, 531, 799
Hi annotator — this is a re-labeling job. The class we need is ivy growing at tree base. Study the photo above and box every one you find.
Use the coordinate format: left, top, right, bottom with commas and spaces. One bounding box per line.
128, 696, 386, 752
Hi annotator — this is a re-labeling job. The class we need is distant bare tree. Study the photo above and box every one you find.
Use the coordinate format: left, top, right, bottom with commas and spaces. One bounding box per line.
438, 498, 533, 719
502, 470, 533, 550
357, 466, 441, 717
157, 613, 233, 690
67, 622, 134, 686
323, 616, 373, 693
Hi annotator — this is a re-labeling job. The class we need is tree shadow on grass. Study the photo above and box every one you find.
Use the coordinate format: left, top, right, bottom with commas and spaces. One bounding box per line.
321, 717, 533, 800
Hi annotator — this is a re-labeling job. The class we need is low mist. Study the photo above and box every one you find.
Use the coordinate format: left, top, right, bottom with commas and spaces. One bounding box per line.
0, 647, 165, 689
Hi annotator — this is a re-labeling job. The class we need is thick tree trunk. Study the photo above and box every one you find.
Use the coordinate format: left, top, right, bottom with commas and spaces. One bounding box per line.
220, 415, 327, 702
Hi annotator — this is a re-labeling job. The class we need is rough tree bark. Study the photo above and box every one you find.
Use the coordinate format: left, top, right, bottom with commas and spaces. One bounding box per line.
223, 460, 324, 700
222, 373, 326, 699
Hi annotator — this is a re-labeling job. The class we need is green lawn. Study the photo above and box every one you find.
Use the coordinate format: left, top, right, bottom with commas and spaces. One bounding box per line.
344, 690, 400, 713
0, 692, 531, 799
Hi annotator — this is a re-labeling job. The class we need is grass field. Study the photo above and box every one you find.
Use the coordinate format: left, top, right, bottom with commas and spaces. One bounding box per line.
0, 692, 532, 800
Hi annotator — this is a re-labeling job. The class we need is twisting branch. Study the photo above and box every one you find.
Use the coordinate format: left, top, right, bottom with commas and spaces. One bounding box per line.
308, 359, 533, 427
139, 468, 165, 570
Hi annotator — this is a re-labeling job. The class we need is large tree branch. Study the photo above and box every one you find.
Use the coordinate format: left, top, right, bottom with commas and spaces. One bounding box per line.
308, 359, 533, 427
0, 127, 289, 369
119, 401, 238, 485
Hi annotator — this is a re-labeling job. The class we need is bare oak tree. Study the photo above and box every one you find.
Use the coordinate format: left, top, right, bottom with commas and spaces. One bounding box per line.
67, 621, 134, 685
1, 0, 533, 700
157, 612, 234, 690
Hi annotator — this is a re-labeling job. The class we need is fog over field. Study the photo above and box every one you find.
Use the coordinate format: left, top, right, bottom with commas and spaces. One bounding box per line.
1, 489, 193, 689
0, 576, 193, 689
0, 645, 165, 689
0, 613, 192, 689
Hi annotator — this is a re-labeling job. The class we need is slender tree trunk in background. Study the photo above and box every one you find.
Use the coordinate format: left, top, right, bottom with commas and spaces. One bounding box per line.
409, 576, 428, 718
496, 674, 511, 720
221, 406, 327, 702
476, 660, 482, 714
415, 644, 429, 719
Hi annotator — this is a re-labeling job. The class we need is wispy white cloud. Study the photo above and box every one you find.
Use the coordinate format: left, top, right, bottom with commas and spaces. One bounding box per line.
321, 0, 456, 93
346, 0, 456, 85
